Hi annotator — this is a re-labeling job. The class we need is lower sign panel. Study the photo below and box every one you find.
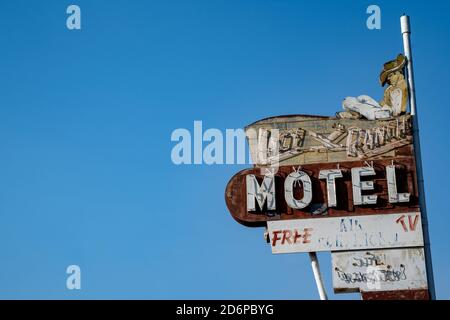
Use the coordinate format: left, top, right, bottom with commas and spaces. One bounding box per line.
332, 248, 428, 293
267, 213, 423, 254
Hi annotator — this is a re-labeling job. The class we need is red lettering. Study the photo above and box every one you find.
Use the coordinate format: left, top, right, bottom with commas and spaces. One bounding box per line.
282, 230, 292, 244
303, 228, 313, 243
408, 214, 419, 231
293, 230, 302, 243
396, 214, 408, 231
271, 230, 282, 247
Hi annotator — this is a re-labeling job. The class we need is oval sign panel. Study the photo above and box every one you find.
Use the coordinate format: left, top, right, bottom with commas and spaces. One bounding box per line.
225, 159, 419, 227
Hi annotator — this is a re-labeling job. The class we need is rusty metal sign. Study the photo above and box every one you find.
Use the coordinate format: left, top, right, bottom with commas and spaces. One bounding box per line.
224, 19, 434, 299
245, 114, 412, 167
225, 159, 418, 227
267, 213, 423, 254
331, 248, 427, 293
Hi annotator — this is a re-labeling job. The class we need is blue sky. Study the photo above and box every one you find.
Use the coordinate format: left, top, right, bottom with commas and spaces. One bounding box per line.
0, 0, 449, 299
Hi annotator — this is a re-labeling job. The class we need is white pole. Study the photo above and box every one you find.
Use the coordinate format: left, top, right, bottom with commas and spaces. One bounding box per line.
401, 15, 417, 116
400, 14, 436, 300
309, 252, 328, 300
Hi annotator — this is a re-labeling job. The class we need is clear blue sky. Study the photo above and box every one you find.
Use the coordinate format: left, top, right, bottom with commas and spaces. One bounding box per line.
1, 0, 449, 299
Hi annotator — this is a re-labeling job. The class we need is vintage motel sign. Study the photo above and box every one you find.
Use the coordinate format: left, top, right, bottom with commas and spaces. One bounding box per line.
224, 111, 429, 299
225, 15, 434, 299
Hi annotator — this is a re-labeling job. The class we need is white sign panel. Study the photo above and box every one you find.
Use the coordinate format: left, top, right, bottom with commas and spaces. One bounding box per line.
332, 248, 428, 293
267, 212, 423, 254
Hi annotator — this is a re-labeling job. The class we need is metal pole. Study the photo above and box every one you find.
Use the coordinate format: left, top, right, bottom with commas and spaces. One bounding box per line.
309, 252, 328, 300
400, 14, 436, 300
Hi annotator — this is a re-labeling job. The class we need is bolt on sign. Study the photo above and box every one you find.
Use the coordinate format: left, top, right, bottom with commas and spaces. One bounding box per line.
224, 51, 431, 299
331, 248, 428, 293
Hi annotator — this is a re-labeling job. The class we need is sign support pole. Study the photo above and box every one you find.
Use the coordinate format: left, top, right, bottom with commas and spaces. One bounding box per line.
400, 14, 436, 300
309, 252, 328, 300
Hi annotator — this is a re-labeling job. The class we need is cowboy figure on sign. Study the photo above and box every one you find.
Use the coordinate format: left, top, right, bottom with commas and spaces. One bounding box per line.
337, 54, 408, 120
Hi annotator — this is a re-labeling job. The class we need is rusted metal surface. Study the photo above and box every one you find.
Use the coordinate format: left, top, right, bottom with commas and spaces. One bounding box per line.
332, 248, 427, 293
245, 114, 413, 167
361, 289, 429, 300
225, 158, 419, 227
266, 213, 423, 254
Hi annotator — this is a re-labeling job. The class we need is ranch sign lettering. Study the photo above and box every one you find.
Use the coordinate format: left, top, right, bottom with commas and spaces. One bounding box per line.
224, 48, 431, 299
